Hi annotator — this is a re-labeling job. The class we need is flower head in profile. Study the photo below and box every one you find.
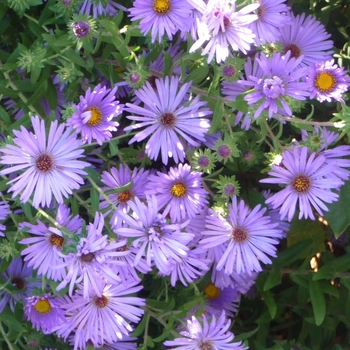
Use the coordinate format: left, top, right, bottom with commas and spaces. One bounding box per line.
19, 204, 82, 281
24, 293, 66, 334
0, 258, 40, 313
279, 12, 333, 67
200, 197, 282, 274
189, 0, 258, 63
164, 311, 247, 349
0, 116, 89, 208
146, 163, 208, 223
240, 52, 310, 119
248, 0, 291, 45
129, 0, 193, 43
260, 146, 343, 221
67, 84, 123, 145
306, 59, 350, 103
125, 76, 211, 165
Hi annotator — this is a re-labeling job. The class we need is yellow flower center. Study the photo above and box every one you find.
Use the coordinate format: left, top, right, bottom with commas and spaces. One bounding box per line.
292, 175, 311, 193
86, 107, 102, 126
34, 299, 52, 314
203, 283, 220, 299
315, 71, 336, 93
170, 182, 187, 197
153, 0, 171, 14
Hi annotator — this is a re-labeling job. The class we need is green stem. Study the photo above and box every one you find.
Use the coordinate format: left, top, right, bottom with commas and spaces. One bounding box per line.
24, 13, 50, 33
80, 133, 137, 149
146, 309, 181, 338
0, 63, 39, 116
143, 312, 151, 346
0, 322, 16, 350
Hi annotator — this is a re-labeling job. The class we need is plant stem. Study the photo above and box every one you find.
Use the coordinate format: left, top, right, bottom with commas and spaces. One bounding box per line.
0, 322, 16, 350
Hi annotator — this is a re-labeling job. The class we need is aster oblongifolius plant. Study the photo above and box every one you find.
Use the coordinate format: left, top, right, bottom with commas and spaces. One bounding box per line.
2, 0, 350, 349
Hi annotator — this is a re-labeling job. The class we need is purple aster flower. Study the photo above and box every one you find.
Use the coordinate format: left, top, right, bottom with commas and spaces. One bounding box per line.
168, 249, 211, 286
57, 279, 144, 348
0, 116, 89, 208
146, 163, 208, 222
164, 310, 247, 349
260, 146, 343, 221
248, 0, 291, 44
211, 268, 258, 294
0, 195, 10, 237
279, 12, 333, 67
115, 195, 194, 274
200, 197, 282, 274
222, 57, 264, 130
67, 84, 123, 145
262, 190, 290, 237
306, 59, 350, 102
56, 212, 128, 298
240, 52, 310, 119
0, 258, 40, 313
124, 76, 211, 165
190, 0, 259, 63
100, 165, 149, 224
129, 0, 193, 43
300, 127, 350, 182
203, 282, 240, 318
24, 293, 66, 334
79, 0, 127, 17
19, 204, 82, 281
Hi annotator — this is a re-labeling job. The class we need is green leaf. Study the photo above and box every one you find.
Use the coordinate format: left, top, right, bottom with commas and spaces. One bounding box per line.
234, 326, 259, 342
324, 179, 350, 238
207, 99, 223, 134
130, 314, 147, 337
287, 218, 325, 255
108, 140, 119, 157
263, 268, 282, 291
184, 65, 209, 85
313, 254, 350, 281
309, 278, 326, 326
64, 48, 86, 67
274, 239, 313, 268
85, 167, 101, 184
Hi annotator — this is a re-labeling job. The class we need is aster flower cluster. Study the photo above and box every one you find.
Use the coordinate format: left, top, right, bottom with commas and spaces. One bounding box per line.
1, 0, 350, 349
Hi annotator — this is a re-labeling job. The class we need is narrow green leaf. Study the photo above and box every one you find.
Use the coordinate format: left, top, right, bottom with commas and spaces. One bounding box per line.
324, 179, 350, 238
263, 268, 282, 291
130, 314, 147, 337
313, 254, 350, 281
90, 188, 99, 212
207, 99, 223, 134
184, 65, 209, 85
309, 278, 326, 326
64, 48, 86, 67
